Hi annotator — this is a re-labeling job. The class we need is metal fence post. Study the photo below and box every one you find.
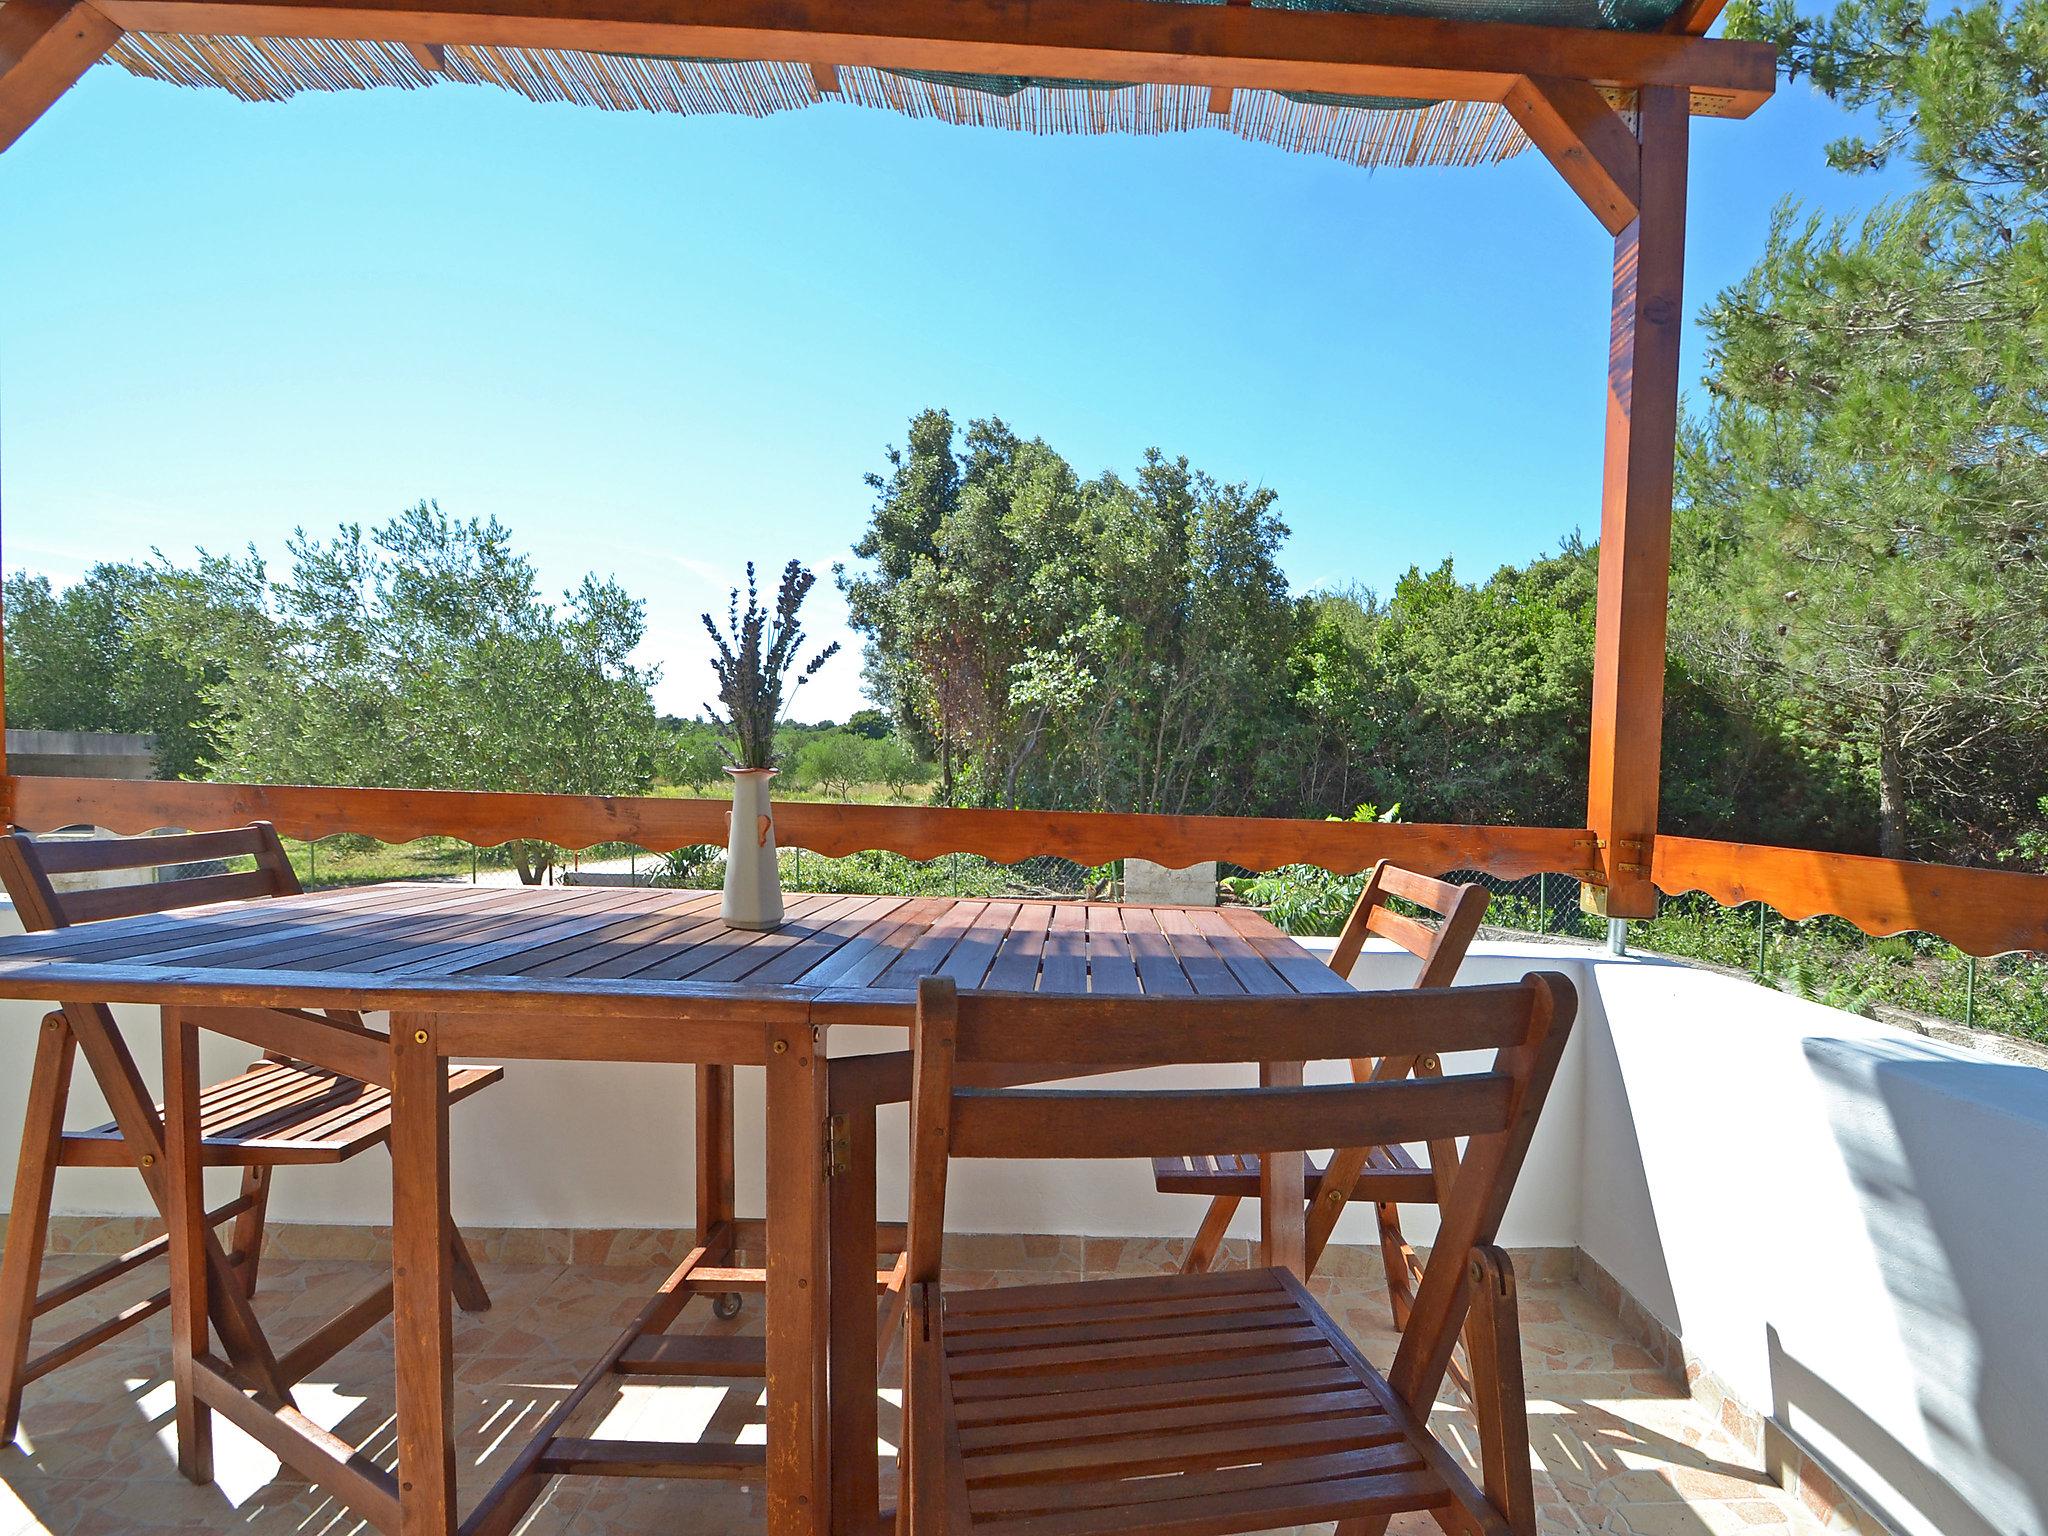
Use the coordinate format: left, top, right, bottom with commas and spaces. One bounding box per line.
1756, 901, 1767, 976
1538, 872, 1548, 933
1607, 918, 1628, 956
309, 837, 317, 886
1965, 955, 1978, 1031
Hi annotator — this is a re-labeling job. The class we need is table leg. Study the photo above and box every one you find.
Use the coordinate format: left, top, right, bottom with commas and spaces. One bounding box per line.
160, 1007, 213, 1484
1260, 1060, 1307, 1276
391, 1014, 458, 1536
764, 1023, 830, 1536
696, 1063, 736, 1235
829, 1097, 881, 1534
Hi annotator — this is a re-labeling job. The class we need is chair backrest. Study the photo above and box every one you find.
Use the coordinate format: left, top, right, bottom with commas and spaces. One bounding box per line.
904, 970, 1576, 1410
0, 823, 301, 935
1328, 860, 1491, 990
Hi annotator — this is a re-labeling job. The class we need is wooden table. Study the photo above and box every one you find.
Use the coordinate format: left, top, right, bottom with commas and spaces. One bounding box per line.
0, 882, 1349, 1535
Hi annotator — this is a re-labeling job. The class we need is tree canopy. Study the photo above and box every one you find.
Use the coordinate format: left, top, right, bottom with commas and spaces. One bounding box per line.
840, 410, 1298, 814
2, 555, 268, 779
1690, 0, 2048, 858
198, 504, 665, 882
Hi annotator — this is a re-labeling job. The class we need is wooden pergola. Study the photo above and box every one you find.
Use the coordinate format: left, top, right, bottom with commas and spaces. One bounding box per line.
0, 0, 2043, 960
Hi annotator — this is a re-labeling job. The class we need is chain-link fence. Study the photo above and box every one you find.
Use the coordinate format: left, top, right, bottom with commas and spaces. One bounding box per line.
1168, 863, 2044, 1047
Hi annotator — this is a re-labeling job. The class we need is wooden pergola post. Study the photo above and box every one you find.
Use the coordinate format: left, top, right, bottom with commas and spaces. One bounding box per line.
1584, 83, 1688, 918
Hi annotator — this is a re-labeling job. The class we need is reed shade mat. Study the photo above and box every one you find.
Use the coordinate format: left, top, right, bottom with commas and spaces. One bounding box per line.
0, 882, 1354, 1536
100, 0, 1687, 172
109, 37, 1529, 168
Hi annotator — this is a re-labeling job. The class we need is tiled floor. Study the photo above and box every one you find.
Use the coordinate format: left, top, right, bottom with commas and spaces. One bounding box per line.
0, 1246, 1831, 1536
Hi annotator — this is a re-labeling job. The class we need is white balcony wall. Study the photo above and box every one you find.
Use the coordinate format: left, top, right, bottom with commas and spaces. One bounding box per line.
0, 906, 1586, 1246
0, 907, 2042, 1536
1576, 949, 2048, 1536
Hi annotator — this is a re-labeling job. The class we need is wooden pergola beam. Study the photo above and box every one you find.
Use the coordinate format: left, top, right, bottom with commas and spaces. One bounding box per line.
85, 0, 1777, 115
1501, 74, 1641, 234
1584, 82, 1688, 919
0, 0, 120, 154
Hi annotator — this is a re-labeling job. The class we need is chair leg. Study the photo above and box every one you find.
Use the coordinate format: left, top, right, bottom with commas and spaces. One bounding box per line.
1378, 1199, 1477, 1406
877, 1255, 909, 1375
228, 1165, 273, 1298
1464, 1245, 1536, 1535
447, 1222, 492, 1313
1183, 1195, 1240, 1274
1376, 1200, 1419, 1330
0, 1014, 76, 1442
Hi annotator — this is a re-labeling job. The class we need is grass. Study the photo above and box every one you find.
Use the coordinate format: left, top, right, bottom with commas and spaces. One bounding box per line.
279, 836, 492, 887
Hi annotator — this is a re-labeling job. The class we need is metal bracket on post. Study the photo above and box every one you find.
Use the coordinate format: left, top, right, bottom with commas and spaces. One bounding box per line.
1574, 832, 1608, 915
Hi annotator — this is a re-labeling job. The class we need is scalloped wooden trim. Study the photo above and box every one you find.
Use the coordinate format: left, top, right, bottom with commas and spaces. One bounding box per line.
6, 776, 1589, 879
1653, 835, 2048, 959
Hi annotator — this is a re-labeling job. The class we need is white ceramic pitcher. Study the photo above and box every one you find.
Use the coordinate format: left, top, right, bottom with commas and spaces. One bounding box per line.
721, 766, 784, 930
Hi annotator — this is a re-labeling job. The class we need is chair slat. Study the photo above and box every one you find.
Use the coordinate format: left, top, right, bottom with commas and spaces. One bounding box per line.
22, 827, 274, 877
954, 981, 1539, 1067
1150, 1150, 1437, 1202
1372, 863, 1468, 916
951, 1362, 1361, 1428
1363, 904, 1440, 959
948, 1074, 1513, 1162
57, 870, 281, 926
961, 1409, 1406, 1485
60, 1062, 501, 1162
943, 1265, 1277, 1318
972, 1465, 1451, 1536
956, 1383, 1385, 1453
965, 1442, 1425, 1520
945, 1303, 1307, 1359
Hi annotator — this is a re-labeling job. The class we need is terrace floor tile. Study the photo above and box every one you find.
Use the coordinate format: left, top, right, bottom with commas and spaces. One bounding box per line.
0, 1251, 1834, 1536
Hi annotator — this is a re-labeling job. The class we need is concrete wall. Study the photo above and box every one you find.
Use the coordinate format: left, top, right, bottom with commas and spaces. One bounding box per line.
0, 902, 2039, 1536
5, 729, 156, 781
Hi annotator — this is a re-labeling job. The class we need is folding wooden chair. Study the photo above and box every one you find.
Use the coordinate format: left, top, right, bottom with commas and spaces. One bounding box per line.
896, 970, 1575, 1536
1154, 861, 1489, 1324
0, 823, 502, 1439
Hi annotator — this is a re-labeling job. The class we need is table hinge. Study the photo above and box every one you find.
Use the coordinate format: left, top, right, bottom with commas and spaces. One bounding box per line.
825, 1113, 850, 1178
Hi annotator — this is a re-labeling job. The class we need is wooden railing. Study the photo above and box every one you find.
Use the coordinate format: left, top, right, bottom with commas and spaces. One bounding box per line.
8, 776, 2047, 957
1653, 835, 2048, 959
4, 776, 1591, 878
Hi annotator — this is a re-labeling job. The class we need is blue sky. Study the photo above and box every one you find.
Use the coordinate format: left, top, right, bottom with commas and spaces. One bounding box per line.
0, 47, 1907, 720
